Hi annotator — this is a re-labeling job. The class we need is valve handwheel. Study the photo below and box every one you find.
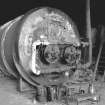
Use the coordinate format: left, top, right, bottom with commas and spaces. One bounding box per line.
64, 46, 76, 65
44, 44, 60, 64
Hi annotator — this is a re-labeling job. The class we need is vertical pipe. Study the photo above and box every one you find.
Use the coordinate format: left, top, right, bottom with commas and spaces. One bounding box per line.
86, 0, 92, 65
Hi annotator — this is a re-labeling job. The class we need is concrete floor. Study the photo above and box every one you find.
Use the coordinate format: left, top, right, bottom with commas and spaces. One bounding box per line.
0, 75, 64, 105
0, 75, 105, 105
0, 77, 34, 105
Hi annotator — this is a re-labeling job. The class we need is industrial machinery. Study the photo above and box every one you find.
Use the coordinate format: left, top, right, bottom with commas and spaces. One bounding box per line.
0, 0, 101, 105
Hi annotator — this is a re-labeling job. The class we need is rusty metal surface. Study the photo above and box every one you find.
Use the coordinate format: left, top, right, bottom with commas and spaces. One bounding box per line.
0, 17, 22, 78
0, 21, 13, 76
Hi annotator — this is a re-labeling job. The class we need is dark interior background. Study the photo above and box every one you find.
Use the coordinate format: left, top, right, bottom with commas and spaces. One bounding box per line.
0, 0, 104, 43
0, 0, 104, 35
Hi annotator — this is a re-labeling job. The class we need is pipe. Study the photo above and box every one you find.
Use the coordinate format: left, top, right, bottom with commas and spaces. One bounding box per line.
86, 0, 92, 65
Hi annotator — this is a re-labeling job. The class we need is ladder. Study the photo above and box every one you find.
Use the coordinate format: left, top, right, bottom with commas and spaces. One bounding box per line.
97, 43, 105, 77
94, 27, 105, 81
